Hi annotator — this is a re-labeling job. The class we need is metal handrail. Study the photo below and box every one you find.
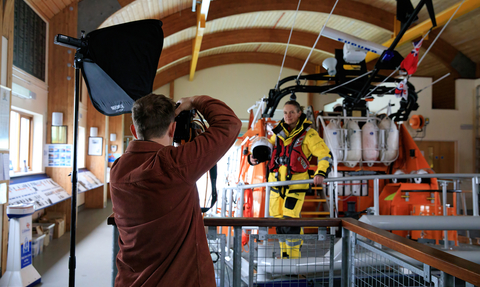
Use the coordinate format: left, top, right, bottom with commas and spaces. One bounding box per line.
224, 173, 480, 190
215, 173, 479, 221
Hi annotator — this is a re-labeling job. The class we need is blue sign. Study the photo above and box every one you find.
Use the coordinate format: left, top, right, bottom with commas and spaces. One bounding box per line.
21, 240, 32, 268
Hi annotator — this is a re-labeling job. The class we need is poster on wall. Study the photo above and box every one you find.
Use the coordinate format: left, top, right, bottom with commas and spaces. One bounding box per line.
9, 176, 71, 209
44, 144, 73, 167
0, 85, 11, 150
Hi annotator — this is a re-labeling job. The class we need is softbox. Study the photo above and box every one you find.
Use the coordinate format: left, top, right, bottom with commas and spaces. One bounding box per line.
81, 19, 164, 116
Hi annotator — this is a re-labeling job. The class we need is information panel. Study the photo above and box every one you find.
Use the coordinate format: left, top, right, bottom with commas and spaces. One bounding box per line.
77, 169, 103, 193
9, 174, 70, 209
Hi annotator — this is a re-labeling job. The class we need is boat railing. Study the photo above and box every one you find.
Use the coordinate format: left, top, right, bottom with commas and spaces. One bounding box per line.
215, 173, 479, 218
211, 173, 480, 250
203, 217, 480, 287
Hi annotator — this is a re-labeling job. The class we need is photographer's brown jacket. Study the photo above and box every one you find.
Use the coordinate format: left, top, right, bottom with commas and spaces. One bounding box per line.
110, 96, 241, 287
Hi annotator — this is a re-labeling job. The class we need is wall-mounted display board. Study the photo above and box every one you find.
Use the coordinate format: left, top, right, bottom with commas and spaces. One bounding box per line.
9, 174, 70, 209
77, 168, 103, 193
13, 0, 46, 81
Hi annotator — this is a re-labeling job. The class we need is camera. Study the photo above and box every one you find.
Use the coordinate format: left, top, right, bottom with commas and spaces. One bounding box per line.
173, 108, 197, 144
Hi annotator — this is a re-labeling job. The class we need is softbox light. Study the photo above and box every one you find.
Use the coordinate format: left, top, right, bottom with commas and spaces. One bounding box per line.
82, 19, 164, 116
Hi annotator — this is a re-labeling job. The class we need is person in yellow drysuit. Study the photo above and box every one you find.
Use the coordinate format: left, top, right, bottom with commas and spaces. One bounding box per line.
250, 100, 332, 259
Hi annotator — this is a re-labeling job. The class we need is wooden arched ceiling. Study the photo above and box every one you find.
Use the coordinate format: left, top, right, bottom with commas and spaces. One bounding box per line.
100, 0, 394, 32
158, 29, 344, 69
163, 11, 392, 49
153, 52, 318, 90
157, 43, 333, 74
128, 0, 476, 90
28, 0, 480, 102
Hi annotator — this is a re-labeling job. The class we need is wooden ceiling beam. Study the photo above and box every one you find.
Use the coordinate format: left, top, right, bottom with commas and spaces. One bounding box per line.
153, 52, 317, 90
159, 28, 343, 69
420, 30, 461, 78
117, 0, 135, 8
160, 0, 394, 38
190, 0, 210, 81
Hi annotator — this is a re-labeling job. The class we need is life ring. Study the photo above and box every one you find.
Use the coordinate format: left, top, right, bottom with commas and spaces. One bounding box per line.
409, 115, 425, 130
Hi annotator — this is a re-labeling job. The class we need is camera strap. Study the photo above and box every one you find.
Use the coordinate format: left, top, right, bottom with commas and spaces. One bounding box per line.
201, 164, 217, 213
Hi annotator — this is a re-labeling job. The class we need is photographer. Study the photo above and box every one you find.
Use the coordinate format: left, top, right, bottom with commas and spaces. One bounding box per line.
110, 94, 241, 286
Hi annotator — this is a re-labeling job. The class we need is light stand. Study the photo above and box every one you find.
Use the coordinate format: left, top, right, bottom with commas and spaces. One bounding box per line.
54, 33, 84, 287
69, 50, 82, 287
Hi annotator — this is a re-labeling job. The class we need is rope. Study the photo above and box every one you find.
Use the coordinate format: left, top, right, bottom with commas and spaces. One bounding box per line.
296, 0, 340, 81
275, 0, 302, 90
321, 70, 373, 94
416, 73, 451, 94
417, 0, 466, 66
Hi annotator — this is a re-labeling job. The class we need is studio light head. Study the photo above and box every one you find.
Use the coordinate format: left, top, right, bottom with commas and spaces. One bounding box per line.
54, 34, 86, 50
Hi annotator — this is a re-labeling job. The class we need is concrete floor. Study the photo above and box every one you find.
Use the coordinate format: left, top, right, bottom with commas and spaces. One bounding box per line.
32, 201, 114, 287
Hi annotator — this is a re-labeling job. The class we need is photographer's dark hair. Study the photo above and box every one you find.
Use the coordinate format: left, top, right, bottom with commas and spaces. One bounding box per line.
132, 93, 175, 140
284, 100, 303, 113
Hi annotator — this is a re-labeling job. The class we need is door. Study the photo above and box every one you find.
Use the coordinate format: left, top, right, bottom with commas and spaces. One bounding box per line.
415, 141, 456, 174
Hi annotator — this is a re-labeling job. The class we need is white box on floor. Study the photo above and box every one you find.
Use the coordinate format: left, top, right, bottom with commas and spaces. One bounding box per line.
32, 234, 46, 258
33, 223, 55, 246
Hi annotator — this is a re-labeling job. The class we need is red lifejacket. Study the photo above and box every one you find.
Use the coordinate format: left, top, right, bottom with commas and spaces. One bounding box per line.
268, 126, 310, 175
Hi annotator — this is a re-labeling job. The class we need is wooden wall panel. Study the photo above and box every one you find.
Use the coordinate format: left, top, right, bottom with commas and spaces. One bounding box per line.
85, 89, 107, 208
108, 114, 124, 167
47, 3, 77, 146
107, 115, 124, 199
85, 94, 106, 182
45, 3, 77, 229
84, 186, 104, 209
124, 114, 133, 137
432, 76, 456, 110
45, 167, 72, 195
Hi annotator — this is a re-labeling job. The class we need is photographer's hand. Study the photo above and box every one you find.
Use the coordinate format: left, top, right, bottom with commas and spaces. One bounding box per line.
175, 96, 200, 116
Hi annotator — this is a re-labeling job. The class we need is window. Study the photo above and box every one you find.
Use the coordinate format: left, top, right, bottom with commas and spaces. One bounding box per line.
13, 0, 47, 81
9, 110, 33, 172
